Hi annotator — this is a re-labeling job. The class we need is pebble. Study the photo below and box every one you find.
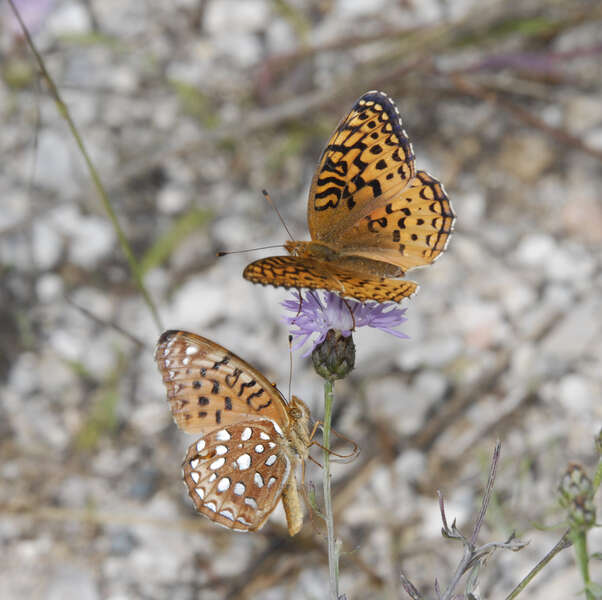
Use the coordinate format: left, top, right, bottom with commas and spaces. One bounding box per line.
541, 296, 600, 364
499, 133, 555, 182
514, 234, 557, 268
396, 335, 462, 370
156, 184, 189, 214
68, 215, 116, 269
368, 371, 445, 436
205, 0, 269, 33
32, 218, 63, 270
46, 565, 99, 600
46, 2, 91, 35
556, 374, 596, 416
0, 190, 30, 229
35, 129, 77, 195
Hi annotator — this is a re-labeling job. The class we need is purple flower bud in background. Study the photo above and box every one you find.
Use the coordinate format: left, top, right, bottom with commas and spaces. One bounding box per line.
5, 0, 56, 36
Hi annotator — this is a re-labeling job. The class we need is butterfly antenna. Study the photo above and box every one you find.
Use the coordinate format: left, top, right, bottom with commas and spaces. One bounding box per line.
263, 189, 295, 241
216, 244, 285, 257
287, 334, 293, 403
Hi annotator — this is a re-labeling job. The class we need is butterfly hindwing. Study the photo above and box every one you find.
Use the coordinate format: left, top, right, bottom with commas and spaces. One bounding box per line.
340, 170, 455, 271
182, 419, 291, 532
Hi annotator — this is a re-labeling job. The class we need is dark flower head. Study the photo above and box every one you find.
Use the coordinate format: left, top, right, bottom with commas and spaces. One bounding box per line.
312, 329, 355, 381
282, 290, 409, 357
558, 463, 595, 531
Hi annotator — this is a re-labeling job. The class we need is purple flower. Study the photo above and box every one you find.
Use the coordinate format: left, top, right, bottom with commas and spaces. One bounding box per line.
282, 290, 409, 356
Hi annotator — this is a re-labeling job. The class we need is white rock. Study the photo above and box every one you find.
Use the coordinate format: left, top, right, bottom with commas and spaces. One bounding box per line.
167, 276, 223, 327
47, 566, 98, 600
459, 191, 486, 228
35, 129, 76, 194
46, 2, 91, 36
212, 32, 263, 68
32, 219, 62, 270
565, 96, 602, 133
130, 402, 170, 437
585, 126, 602, 151
541, 296, 600, 363
396, 335, 462, 370
205, 0, 269, 33
38, 352, 77, 394
369, 372, 444, 436
502, 284, 536, 316
414, 370, 447, 404
48, 328, 87, 362
71, 287, 114, 322
394, 449, 427, 482
109, 66, 138, 94
556, 374, 594, 415
265, 18, 297, 54
510, 343, 537, 380
8, 352, 39, 395
334, 0, 388, 17
0, 189, 30, 229
165, 60, 208, 87
157, 185, 189, 214
544, 243, 595, 283
514, 234, 556, 268
68, 216, 115, 269
455, 300, 508, 349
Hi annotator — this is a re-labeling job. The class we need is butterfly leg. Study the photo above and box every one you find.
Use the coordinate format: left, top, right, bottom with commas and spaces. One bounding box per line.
308, 422, 360, 463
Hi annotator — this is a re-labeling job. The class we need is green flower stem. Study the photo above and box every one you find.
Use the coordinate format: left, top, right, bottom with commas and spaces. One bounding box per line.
574, 531, 594, 600
9, 0, 163, 333
323, 378, 340, 600
593, 456, 602, 493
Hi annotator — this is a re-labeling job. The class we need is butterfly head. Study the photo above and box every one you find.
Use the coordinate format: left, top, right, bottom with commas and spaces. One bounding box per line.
285, 239, 336, 260
284, 240, 307, 257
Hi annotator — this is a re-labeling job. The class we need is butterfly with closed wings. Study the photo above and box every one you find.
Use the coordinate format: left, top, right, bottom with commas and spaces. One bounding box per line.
155, 330, 311, 535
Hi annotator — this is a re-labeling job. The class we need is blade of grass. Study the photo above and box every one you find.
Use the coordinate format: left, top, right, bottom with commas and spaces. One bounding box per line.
8, 0, 164, 333
140, 208, 212, 275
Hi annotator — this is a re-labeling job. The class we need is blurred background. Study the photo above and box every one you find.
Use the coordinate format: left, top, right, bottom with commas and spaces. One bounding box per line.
1, 0, 601, 598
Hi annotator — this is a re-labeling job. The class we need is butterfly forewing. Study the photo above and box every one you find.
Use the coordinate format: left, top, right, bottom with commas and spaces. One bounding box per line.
309, 90, 416, 241
155, 330, 289, 435
244, 255, 417, 303
182, 419, 291, 532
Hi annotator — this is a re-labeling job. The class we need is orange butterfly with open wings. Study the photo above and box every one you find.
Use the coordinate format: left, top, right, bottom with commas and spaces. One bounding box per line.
244, 91, 455, 303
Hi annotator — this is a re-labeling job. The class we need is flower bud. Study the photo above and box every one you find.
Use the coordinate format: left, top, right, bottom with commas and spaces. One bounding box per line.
311, 329, 355, 381
558, 463, 595, 531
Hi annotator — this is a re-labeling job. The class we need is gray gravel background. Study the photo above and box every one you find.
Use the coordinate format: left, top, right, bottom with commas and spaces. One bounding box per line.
1, 1, 601, 598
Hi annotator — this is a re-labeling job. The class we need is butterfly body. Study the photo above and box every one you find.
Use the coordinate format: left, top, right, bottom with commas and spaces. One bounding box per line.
285, 240, 403, 277
155, 330, 310, 535
243, 91, 455, 304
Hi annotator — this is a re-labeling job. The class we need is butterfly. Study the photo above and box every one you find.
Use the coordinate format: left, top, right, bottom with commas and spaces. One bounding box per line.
243, 90, 455, 303
154, 330, 311, 535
